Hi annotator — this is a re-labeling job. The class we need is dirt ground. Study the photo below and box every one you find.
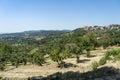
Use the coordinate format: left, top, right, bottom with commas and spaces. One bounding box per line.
0, 46, 120, 79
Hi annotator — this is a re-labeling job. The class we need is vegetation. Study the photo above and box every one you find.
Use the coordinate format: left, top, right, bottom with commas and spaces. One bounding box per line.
99, 57, 107, 65
104, 49, 120, 61
91, 61, 99, 70
98, 48, 120, 66
83, 32, 97, 57
0, 24, 120, 71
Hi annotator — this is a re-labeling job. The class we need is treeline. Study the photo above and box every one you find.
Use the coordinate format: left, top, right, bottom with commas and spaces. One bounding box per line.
0, 24, 120, 71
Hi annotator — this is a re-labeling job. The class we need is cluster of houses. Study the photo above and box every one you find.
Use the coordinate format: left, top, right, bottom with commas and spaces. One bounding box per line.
82, 24, 120, 31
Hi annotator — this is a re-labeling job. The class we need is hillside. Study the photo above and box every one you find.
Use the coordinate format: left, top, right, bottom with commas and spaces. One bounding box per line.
1, 46, 120, 80
0, 30, 70, 38
0, 24, 120, 80
0, 30, 70, 44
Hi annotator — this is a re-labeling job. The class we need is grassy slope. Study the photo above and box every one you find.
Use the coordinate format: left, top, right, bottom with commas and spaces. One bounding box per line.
0, 46, 120, 79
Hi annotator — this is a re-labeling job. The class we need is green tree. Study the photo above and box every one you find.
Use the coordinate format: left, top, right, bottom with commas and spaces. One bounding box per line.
49, 44, 70, 68
70, 45, 82, 63
29, 47, 45, 66
0, 44, 12, 70
32, 53, 45, 66
83, 32, 97, 57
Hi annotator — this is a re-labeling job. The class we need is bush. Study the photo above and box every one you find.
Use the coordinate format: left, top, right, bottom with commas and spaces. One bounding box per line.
99, 57, 107, 65
104, 49, 120, 61
91, 61, 99, 71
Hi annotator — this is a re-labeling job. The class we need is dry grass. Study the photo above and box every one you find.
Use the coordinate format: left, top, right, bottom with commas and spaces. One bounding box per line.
1, 46, 120, 79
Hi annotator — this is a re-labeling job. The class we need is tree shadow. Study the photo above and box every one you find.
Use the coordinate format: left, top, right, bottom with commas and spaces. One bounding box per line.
57, 61, 77, 68
88, 55, 96, 58
28, 67, 120, 80
79, 59, 90, 63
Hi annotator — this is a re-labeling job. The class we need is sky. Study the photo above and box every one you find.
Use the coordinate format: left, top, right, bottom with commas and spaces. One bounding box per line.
0, 0, 120, 33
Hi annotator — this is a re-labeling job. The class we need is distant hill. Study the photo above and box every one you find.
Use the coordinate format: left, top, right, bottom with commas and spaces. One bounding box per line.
0, 30, 70, 44
0, 24, 120, 45
0, 30, 70, 38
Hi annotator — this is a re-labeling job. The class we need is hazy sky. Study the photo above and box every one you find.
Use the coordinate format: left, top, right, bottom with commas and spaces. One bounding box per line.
0, 0, 120, 33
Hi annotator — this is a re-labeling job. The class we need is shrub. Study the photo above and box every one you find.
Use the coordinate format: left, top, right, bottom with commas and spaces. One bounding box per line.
104, 49, 120, 61
91, 61, 99, 71
99, 57, 107, 65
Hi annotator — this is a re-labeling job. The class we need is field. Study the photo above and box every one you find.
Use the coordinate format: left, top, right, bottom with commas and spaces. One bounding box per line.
1, 46, 120, 80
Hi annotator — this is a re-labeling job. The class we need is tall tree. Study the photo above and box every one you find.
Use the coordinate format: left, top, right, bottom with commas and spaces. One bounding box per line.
83, 32, 97, 57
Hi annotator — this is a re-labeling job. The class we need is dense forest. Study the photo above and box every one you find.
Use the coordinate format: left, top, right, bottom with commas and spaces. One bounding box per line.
0, 24, 120, 71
